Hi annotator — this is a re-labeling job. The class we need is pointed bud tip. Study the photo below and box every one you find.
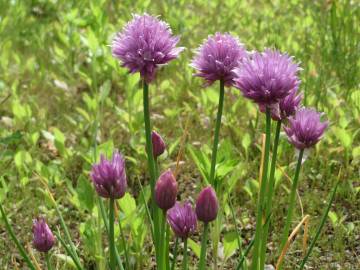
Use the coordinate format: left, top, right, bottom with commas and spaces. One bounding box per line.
155, 169, 178, 210
195, 186, 218, 223
152, 131, 166, 158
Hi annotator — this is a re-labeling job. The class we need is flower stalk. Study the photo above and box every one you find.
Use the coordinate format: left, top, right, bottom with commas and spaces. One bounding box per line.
210, 79, 225, 187
182, 238, 188, 270
260, 120, 282, 267
198, 222, 209, 270
278, 149, 304, 269
45, 253, 53, 270
251, 108, 271, 270
143, 81, 161, 265
109, 198, 116, 270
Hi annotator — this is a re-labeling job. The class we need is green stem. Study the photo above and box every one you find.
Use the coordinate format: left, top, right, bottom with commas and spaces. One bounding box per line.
251, 108, 271, 270
182, 238, 188, 270
143, 81, 157, 197
109, 198, 116, 270
53, 198, 82, 267
299, 181, 339, 270
0, 203, 35, 270
137, 178, 154, 240
210, 79, 225, 187
118, 216, 130, 270
143, 81, 160, 265
278, 149, 304, 270
53, 230, 83, 270
199, 222, 209, 270
159, 210, 167, 270
165, 224, 170, 270
260, 120, 282, 267
236, 214, 271, 270
171, 237, 179, 270
45, 253, 53, 270
99, 199, 124, 270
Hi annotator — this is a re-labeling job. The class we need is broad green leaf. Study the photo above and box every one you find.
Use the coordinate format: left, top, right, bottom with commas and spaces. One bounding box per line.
119, 192, 136, 217
54, 254, 77, 269
223, 231, 238, 261
14, 150, 32, 169
76, 175, 95, 212
328, 211, 338, 226
188, 238, 200, 258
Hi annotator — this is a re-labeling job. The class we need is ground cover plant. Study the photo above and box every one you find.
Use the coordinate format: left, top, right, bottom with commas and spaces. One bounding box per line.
0, 1, 359, 269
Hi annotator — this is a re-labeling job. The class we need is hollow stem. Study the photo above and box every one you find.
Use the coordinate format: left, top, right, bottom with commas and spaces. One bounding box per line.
182, 238, 188, 270
278, 149, 304, 270
109, 198, 115, 270
159, 210, 167, 270
251, 108, 271, 270
199, 222, 209, 270
99, 199, 123, 270
260, 120, 282, 267
210, 79, 225, 187
165, 224, 170, 270
143, 81, 160, 264
45, 253, 53, 270
118, 216, 130, 270
143, 81, 157, 197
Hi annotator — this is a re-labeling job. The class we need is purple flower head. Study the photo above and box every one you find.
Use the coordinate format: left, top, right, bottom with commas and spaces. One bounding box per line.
284, 108, 328, 149
32, 218, 55, 253
90, 150, 127, 199
112, 13, 184, 83
195, 186, 218, 223
152, 130, 166, 158
155, 169, 178, 211
167, 201, 197, 239
234, 49, 301, 106
259, 88, 303, 120
191, 32, 247, 87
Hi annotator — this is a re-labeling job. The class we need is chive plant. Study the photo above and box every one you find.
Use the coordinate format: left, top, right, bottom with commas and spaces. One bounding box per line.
0, 13, 334, 270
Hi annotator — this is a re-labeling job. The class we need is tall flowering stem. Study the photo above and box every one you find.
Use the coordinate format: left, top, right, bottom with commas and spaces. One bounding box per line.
198, 222, 209, 270
182, 238, 188, 270
210, 79, 225, 187
143, 82, 157, 196
109, 198, 116, 270
143, 81, 160, 261
278, 149, 304, 263
260, 120, 282, 266
251, 108, 271, 270
45, 253, 53, 270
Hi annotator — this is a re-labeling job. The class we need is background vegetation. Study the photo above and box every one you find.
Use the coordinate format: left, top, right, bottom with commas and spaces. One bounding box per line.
0, 0, 359, 269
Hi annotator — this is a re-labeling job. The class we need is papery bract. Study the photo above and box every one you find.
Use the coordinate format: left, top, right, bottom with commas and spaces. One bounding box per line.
32, 218, 55, 253
195, 186, 218, 223
260, 88, 303, 120
152, 131, 166, 158
155, 169, 178, 210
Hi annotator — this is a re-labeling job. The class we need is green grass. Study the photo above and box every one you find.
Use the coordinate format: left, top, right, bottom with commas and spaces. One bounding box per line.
0, 0, 359, 269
